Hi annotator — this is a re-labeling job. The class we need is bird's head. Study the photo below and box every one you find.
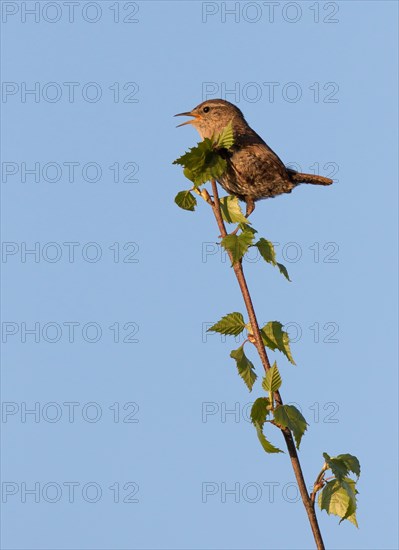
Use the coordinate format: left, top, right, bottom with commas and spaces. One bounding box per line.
175, 99, 245, 140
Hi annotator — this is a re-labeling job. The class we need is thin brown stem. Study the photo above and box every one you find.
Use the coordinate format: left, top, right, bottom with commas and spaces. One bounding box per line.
209, 180, 325, 550
311, 464, 328, 506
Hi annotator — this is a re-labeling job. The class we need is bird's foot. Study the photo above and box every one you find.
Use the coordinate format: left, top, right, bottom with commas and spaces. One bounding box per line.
245, 199, 255, 218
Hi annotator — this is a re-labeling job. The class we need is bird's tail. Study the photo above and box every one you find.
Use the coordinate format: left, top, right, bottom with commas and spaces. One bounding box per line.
287, 169, 333, 186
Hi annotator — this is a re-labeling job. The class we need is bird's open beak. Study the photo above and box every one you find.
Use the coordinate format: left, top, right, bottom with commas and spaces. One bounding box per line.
174, 111, 199, 128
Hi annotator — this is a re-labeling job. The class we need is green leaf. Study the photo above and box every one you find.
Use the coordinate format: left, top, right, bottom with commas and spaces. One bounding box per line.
260, 321, 296, 365
339, 479, 359, 525
221, 229, 255, 264
250, 397, 271, 429
173, 139, 227, 187
254, 239, 290, 281
238, 223, 257, 235
174, 190, 197, 211
230, 345, 257, 391
262, 362, 282, 393
183, 166, 196, 183
214, 121, 234, 149
255, 424, 283, 454
323, 453, 361, 482
208, 312, 246, 336
173, 139, 212, 172
318, 477, 359, 527
336, 454, 361, 479
219, 196, 248, 224
323, 453, 349, 482
277, 262, 291, 281
345, 512, 358, 527
273, 404, 308, 449
319, 453, 360, 526
255, 238, 276, 265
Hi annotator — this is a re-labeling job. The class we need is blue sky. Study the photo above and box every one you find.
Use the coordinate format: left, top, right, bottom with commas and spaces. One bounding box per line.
1, 1, 398, 549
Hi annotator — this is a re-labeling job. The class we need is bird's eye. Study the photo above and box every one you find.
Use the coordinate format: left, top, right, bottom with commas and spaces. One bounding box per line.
203, 106, 210, 113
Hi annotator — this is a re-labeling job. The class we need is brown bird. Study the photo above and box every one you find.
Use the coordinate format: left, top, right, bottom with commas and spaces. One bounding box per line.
175, 99, 333, 216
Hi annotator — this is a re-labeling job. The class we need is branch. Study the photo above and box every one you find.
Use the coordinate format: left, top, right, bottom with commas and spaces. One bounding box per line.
209, 180, 325, 550
310, 464, 328, 506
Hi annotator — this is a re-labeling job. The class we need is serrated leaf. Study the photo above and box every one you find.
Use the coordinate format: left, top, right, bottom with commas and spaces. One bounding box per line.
255, 238, 276, 265
214, 121, 234, 149
262, 362, 282, 393
273, 405, 308, 449
344, 512, 358, 527
238, 223, 257, 235
254, 239, 290, 281
173, 139, 227, 186
336, 454, 361, 479
173, 139, 212, 171
318, 477, 358, 527
174, 190, 197, 211
208, 312, 246, 336
230, 345, 257, 391
199, 151, 227, 185
220, 196, 248, 224
276, 262, 291, 281
339, 479, 359, 525
323, 453, 349, 482
323, 453, 361, 482
250, 397, 271, 429
260, 321, 296, 365
222, 230, 254, 264
183, 166, 195, 183
255, 424, 283, 454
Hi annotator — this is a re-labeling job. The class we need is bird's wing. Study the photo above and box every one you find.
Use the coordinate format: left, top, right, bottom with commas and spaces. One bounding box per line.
230, 143, 289, 185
